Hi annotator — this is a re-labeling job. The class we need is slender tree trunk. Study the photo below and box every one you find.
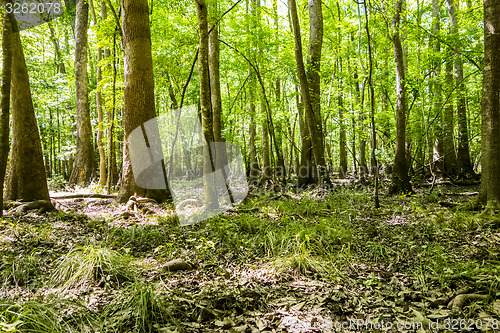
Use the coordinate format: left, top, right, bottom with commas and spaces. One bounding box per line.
390, 0, 413, 194
275, 78, 286, 179
247, 0, 259, 185
4, 21, 51, 203
430, 0, 444, 174
0, 10, 13, 215
106, 31, 119, 192
70, 0, 95, 185
338, 58, 348, 178
90, 0, 107, 187
289, 0, 330, 187
446, 0, 476, 179
47, 21, 66, 74
364, 0, 379, 207
480, 0, 500, 209
195, 0, 218, 209
442, 50, 458, 176
209, 0, 228, 173
117, 0, 172, 203
261, 98, 272, 181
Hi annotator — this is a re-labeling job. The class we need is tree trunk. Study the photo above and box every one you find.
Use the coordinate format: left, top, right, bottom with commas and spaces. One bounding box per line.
247, 0, 259, 185
90, 0, 107, 187
47, 21, 66, 74
117, 0, 172, 203
0, 10, 13, 216
390, 0, 413, 194
289, 0, 330, 187
446, 0, 477, 179
209, 1, 228, 173
106, 31, 119, 192
4, 22, 51, 202
354, 70, 367, 181
430, 0, 444, 174
338, 58, 348, 178
70, 0, 95, 186
480, 0, 500, 209
261, 98, 272, 181
195, 0, 218, 209
364, 0, 379, 207
442, 50, 458, 177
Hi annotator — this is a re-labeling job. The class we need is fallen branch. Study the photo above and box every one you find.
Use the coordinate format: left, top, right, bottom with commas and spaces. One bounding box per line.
51, 194, 117, 200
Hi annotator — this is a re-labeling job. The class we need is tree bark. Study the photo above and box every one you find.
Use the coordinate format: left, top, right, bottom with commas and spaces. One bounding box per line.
390, 0, 413, 194
4, 21, 51, 202
195, 0, 218, 209
90, 0, 107, 187
338, 58, 348, 178
442, 49, 458, 177
446, 0, 477, 179
106, 31, 119, 191
0, 9, 13, 215
430, 0, 444, 174
117, 0, 172, 203
289, 0, 330, 187
70, 0, 95, 186
209, 0, 228, 172
480, 0, 500, 208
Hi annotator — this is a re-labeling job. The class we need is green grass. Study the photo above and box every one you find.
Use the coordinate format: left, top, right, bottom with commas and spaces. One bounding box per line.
0, 300, 92, 333
1, 253, 40, 287
50, 243, 134, 290
101, 282, 173, 332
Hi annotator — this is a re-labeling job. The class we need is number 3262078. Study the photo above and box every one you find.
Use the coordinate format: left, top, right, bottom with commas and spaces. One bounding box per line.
5, 2, 63, 15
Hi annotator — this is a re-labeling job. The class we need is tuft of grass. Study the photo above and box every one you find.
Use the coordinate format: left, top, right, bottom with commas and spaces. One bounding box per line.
1, 253, 40, 287
0, 301, 79, 332
101, 282, 173, 332
50, 244, 133, 290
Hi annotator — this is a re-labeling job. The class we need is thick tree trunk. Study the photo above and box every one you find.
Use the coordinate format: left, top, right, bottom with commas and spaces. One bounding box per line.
195, 0, 219, 209
446, 0, 476, 179
117, 0, 172, 203
480, 0, 500, 208
4, 23, 51, 202
390, 0, 413, 194
289, 0, 330, 187
0, 10, 13, 216
70, 0, 95, 186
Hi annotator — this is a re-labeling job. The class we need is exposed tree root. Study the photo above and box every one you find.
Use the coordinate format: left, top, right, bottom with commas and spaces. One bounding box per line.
11, 200, 56, 213
449, 294, 489, 312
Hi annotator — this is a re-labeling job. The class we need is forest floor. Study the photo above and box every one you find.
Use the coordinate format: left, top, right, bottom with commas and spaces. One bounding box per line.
0, 181, 499, 332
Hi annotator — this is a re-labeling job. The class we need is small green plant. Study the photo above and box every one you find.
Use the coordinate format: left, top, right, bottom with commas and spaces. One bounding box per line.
1, 253, 41, 287
50, 244, 133, 290
0, 301, 74, 332
101, 282, 173, 332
